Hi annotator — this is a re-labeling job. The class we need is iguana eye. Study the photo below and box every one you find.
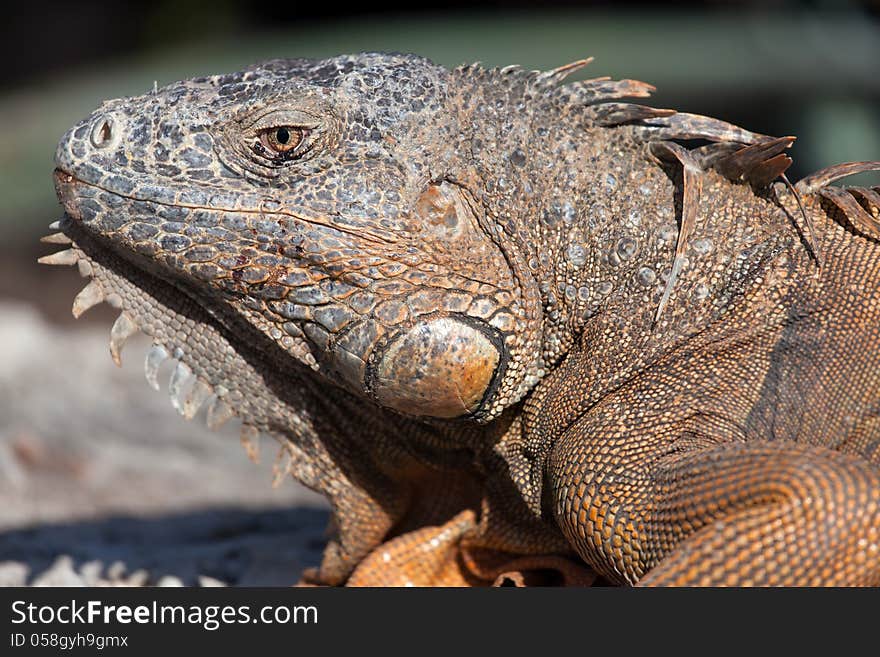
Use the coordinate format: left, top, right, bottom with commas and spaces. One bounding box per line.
258, 126, 304, 155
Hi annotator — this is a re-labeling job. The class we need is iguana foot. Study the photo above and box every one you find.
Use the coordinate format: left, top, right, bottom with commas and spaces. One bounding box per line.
346, 510, 477, 586
342, 509, 596, 586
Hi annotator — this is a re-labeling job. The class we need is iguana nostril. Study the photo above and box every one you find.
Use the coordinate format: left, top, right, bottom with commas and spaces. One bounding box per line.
89, 115, 116, 149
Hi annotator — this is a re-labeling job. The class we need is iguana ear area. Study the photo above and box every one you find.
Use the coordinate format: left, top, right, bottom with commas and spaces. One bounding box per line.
366, 316, 505, 419
411, 181, 470, 239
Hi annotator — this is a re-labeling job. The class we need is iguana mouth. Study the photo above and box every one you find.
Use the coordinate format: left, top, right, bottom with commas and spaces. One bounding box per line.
51, 167, 336, 369
52, 168, 399, 246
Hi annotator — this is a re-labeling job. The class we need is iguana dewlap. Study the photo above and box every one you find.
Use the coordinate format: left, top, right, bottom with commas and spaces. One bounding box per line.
43, 53, 880, 586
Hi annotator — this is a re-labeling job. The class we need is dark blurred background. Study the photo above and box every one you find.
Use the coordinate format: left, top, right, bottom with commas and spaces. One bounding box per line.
0, 0, 878, 585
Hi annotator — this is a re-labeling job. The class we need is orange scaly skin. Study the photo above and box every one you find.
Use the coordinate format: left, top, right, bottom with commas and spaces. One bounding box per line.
43, 54, 880, 585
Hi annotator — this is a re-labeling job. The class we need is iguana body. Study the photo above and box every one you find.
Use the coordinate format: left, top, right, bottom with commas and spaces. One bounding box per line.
43, 53, 880, 585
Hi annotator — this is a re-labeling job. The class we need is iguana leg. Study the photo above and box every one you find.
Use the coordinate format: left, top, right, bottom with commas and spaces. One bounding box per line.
553, 437, 880, 586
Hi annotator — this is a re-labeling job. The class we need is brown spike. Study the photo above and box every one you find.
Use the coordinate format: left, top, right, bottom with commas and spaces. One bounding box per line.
712, 136, 795, 186
690, 142, 743, 169
109, 313, 139, 367
796, 161, 880, 194
590, 103, 676, 127
182, 379, 213, 420
571, 77, 656, 104
40, 232, 72, 245
641, 112, 768, 145
206, 397, 235, 430
71, 279, 104, 318
37, 249, 78, 266
240, 424, 261, 465
552, 58, 593, 77
650, 141, 704, 324
551, 58, 592, 80
271, 446, 290, 488
818, 186, 880, 240
746, 154, 793, 189
535, 58, 594, 89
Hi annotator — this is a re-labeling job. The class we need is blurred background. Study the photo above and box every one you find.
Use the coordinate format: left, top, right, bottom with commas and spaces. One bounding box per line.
0, 0, 878, 585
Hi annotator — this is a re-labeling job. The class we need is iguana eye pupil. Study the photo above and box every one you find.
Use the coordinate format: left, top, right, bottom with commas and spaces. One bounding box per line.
258, 125, 303, 155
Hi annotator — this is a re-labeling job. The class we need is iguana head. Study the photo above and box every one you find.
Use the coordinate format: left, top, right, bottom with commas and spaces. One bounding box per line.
52, 53, 543, 422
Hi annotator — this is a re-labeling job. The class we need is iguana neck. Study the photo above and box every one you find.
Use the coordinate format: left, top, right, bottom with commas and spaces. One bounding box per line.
475, 122, 799, 371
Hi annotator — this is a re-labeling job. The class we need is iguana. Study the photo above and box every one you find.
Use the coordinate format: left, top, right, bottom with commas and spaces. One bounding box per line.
42, 53, 880, 586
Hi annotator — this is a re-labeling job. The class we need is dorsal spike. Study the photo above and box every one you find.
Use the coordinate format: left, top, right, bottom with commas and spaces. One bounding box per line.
71, 280, 104, 318
713, 137, 796, 186
796, 161, 880, 195
849, 186, 880, 215
638, 112, 768, 145
689, 142, 743, 169
649, 141, 704, 325
589, 103, 676, 127
144, 344, 170, 391
40, 232, 72, 245
566, 77, 656, 106
169, 360, 194, 414
182, 379, 214, 420
109, 313, 139, 367
817, 185, 880, 241
38, 249, 78, 266
206, 397, 235, 430
241, 424, 261, 465
779, 174, 822, 267
534, 58, 593, 89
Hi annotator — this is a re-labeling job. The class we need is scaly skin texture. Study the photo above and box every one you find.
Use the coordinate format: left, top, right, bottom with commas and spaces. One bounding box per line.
43, 53, 880, 585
